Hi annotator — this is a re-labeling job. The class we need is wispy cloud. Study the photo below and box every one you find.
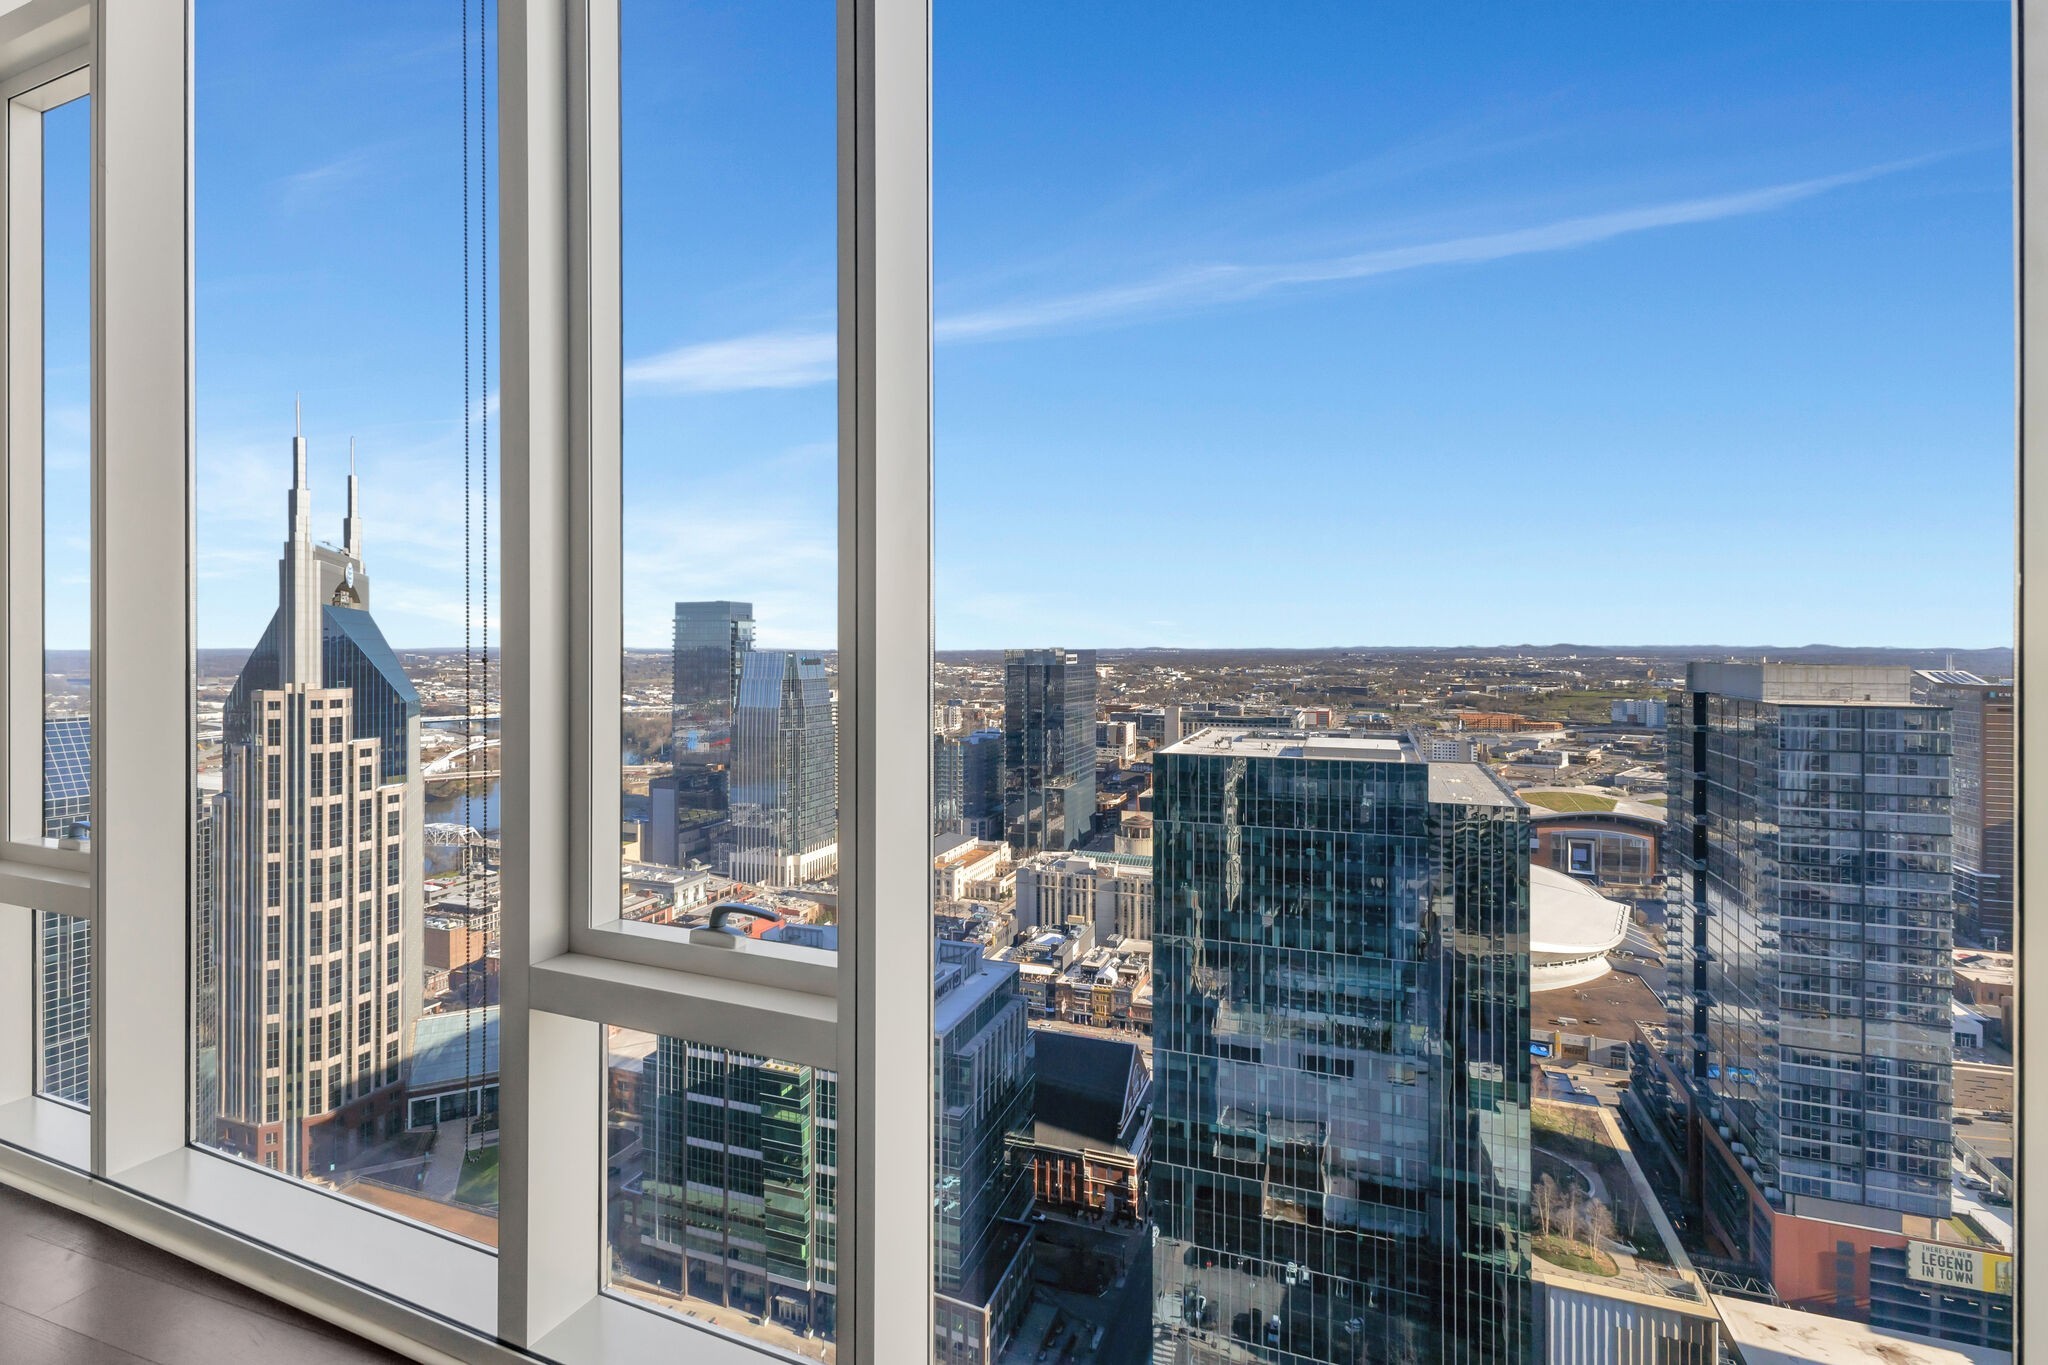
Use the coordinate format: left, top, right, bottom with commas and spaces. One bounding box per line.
623, 329, 835, 395
935, 161, 1913, 341
624, 159, 1918, 394
277, 146, 384, 210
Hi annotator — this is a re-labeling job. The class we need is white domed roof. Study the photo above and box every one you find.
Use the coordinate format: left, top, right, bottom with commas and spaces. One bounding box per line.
1530, 865, 1631, 991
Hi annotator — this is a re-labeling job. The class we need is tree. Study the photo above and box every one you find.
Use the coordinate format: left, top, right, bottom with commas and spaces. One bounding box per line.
1533, 1174, 1558, 1240
1588, 1199, 1616, 1253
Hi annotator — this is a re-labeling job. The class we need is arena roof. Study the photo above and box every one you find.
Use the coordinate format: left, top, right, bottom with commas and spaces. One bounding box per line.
1531, 866, 1631, 958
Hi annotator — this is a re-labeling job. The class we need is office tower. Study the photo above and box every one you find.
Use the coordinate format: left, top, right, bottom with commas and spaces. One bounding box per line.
192, 785, 223, 1138
1003, 648, 1097, 853
1915, 670, 2014, 948
42, 716, 90, 840
1151, 731, 1531, 1365
934, 731, 965, 835
959, 728, 1003, 840
1668, 665, 1954, 1282
637, 1040, 840, 1337
729, 650, 837, 886
662, 601, 755, 864
933, 940, 1036, 1365
36, 716, 93, 1104
937, 728, 1008, 842
213, 426, 423, 1175
634, 947, 1033, 1359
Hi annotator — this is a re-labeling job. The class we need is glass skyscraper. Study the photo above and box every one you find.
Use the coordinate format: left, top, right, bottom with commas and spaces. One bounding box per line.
1668, 664, 1955, 1275
36, 716, 93, 1105
932, 940, 1036, 1365
1914, 669, 2014, 949
636, 1039, 841, 1338
662, 601, 755, 864
1002, 648, 1097, 854
1150, 730, 1531, 1365
729, 650, 837, 886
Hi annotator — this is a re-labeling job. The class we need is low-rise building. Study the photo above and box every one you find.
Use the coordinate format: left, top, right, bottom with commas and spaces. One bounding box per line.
934, 836, 1015, 904
1015, 1032, 1150, 1223
1051, 939, 1152, 1034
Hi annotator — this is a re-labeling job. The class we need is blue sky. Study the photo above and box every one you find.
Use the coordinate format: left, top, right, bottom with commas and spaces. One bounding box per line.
43, 94, 89, 658
190, 3, 493, 653
156, 1, 2014, 652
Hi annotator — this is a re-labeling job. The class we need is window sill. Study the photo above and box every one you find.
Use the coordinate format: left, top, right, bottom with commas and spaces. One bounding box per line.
0, 1093, 89, 1168
535, 1290, 809, 1365
0, 1131, 518, 1364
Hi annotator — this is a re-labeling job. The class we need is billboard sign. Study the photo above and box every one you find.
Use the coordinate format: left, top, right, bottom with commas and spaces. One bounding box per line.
1907, 1241, 2012, 1296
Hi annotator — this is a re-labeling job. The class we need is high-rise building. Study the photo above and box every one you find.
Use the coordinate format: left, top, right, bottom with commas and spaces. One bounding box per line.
934, 731, 964, 835
192, 783, 223, 1138
729, 650, 837, 886
42, 716, 90, 840
1151, 730, 1532, 1365
211, 425, 423, 1175
932, 940, 1036, 1365
1915, 670, 2014, 948
960, 727, 1003, 840
657, 600, 755, 865
36, 716, 93, 1105
936, 727, 1005, 841
1002, 648, 1097, 853
633, 944, 1034, 1361
1667, 665, 1954, 1285
637, 1039, 841, 1337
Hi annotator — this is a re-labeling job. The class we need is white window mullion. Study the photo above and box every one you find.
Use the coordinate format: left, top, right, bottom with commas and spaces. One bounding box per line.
498, 0, 604, 1349
88, 0, 186, 1180
837, 0, 934, 1360
2017, 0, 2045, 1353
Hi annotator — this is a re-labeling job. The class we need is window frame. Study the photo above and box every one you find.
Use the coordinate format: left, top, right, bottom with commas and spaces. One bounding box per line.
499, 0, 934, 1355
0, 2, 2026, 1365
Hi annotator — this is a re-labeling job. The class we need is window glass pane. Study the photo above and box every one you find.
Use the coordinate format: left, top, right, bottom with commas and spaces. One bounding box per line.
32, 88, 90, 1106
618, 0, 839, 931
190, 1, 500, 1263
608, 1027, 839, 1360
936, 6, 2013, 1363
40, 90, 89, 842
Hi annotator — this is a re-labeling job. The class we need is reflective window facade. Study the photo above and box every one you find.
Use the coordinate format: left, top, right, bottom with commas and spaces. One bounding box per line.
37, 719, 93, 1104
730, 650, 837, 887
1002, 649, 1097, 854
654, 600, 755, 867
1150, 732, 1531, 1364
1669, 664, 1955, 1273
1915, 671, 2015, 950
932, 940, 1035, 1365
615, 1033, 841, 1349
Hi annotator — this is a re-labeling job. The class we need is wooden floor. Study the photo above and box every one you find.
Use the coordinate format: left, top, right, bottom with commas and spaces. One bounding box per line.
0, 1183, 406, 1364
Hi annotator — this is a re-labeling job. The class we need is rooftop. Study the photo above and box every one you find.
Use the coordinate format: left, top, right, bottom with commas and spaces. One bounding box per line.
1714, 1296, 2010, 1365
1530, 866, 1632, 958
1031, 1031, 1149, 1156
1686, 662, 1927, 706
409, 1007, 500, 1091
1162, 729, 1413, 761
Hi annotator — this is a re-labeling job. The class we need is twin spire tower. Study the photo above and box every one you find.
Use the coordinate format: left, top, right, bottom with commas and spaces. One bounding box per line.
207, 406, 422, 1177
279, 399, 370, 687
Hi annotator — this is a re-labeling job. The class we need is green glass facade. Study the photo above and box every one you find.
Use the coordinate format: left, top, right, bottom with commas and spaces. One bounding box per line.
1150, 733, 1531, 1364
639, 1040, 840, 1339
